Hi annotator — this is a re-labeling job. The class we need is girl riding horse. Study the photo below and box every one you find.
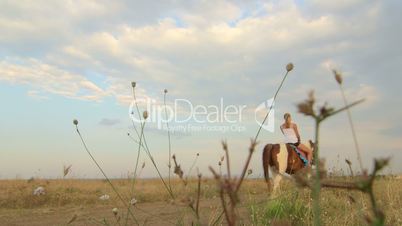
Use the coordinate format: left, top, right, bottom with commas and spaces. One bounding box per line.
280, 113, 312, 165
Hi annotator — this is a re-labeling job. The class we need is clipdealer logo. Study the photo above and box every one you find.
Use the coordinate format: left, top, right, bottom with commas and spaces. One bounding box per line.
129, 98, 275, 133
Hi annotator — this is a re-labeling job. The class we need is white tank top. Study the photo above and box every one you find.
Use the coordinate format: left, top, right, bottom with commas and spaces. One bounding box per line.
281, 126, 298, 143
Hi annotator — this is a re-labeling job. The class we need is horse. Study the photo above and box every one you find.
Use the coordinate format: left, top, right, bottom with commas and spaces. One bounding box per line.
262, 141, 314, 192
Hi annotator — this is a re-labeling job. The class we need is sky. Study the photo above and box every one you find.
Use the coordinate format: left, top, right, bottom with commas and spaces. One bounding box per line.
0, 0, 401, 179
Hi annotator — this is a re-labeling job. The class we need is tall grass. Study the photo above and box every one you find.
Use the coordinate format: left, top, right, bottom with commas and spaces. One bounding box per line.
2, 178, 401, 225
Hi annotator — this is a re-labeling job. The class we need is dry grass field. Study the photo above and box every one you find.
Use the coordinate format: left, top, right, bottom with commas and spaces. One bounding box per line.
0, 177, 401, 226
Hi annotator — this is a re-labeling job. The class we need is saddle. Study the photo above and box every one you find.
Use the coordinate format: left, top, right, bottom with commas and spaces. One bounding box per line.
286, 144, 309, 167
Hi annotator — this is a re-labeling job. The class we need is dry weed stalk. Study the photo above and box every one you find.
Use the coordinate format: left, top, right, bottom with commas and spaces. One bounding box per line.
163, 88, 173, 191
186, 153, 200, 182
195, 172, 202, 219
186, 171, 203, 223
297, 89, 365, 226
295, 158, 388, 225
345, 159, 354, 177
171, 151, 202, 221
124, 84, 175, 225
129, 83, 174, 199
73, 119, 139, 226
222, 140, 231, 179
63, 164, 72, 178
254, 63, 294, 142
333, 70, 364, 172
172, 154, 185, 185
209, 139, 258, 226
125, 110, 147, 226
218, 155, 224, 175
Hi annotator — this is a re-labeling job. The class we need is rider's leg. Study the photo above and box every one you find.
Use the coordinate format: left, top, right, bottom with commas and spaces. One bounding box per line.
298, 143, 312, 165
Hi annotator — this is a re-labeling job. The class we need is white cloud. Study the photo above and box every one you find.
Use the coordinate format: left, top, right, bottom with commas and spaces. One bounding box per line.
179, 0, 241, 27
26, 90, 49, 100
1, 1, 384, 104
307, 0, 367, 12
34, 1, 380, 106
0, 58, 107, 101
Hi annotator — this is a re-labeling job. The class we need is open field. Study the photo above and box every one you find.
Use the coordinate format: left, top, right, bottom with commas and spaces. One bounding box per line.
0, 177, 401, 226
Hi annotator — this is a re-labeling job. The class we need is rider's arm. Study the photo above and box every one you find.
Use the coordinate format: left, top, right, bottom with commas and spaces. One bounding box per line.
280, 124, 284, 135
293, 124, 301, 143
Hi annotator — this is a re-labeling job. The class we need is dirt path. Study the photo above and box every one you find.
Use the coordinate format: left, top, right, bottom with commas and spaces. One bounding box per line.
0, 198, 233, 226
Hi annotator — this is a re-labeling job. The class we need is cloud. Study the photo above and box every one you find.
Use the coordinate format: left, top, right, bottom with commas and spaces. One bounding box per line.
31, 0, 379, 107
307, 0, 367, 13
0, 57, 156, 105
0, 58, 107, 101
26, 90, 49, 100
99, 118, 121, 126
0, 1, 396, 124
1, 1, 388, 106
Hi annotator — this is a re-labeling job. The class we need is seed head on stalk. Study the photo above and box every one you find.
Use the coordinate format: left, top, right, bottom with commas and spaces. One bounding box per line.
73, 120, 139, 225
112, 208, 118, 216
130, 198, 138, 206
333, 70, 343, 85
286, 63, 294, 72
253, 62, 294, 142
143, 111, 148, 119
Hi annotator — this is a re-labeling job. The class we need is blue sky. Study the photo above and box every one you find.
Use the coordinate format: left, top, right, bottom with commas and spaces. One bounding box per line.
1, 0, 401, 179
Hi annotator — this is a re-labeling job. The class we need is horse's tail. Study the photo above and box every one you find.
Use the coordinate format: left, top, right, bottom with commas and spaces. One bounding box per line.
262, 144, 273, 189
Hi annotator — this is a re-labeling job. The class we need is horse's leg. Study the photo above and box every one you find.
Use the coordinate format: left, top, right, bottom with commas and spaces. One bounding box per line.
272, 144, 288, 193
263, 144, 273, 191
272, 144, 289, 195
272, 171, 282, 193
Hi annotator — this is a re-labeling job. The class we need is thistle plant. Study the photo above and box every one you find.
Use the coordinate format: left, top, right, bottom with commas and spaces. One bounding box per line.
183, 171, 203, 224
195, 172, 202, 220
222, 140, 231, 179
112, 208, 122, 226
209, 139, 258, 226
73, 119, 139, 225
296, 90, 364, 226
345, 159, 354, 177
125, 110, 147, 225
130, 81, 151, 154
296, 158, 389, 226
124, 83, 175, 225
254, 63, 294, 143
333, 70, 364, 173
185, 153, 200, 183
163, 88, 173, 191
63, 164, 72, 178
128, 82, 173, 199
170, 154, 204, 224
125, 82, 146, 224
172, 154, 184, 181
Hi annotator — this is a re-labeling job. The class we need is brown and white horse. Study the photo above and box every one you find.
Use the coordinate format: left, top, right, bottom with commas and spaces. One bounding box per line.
262, 141, 314, 192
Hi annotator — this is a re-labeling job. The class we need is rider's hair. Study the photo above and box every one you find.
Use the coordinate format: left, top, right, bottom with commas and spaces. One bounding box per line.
284, 113, 291, 120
